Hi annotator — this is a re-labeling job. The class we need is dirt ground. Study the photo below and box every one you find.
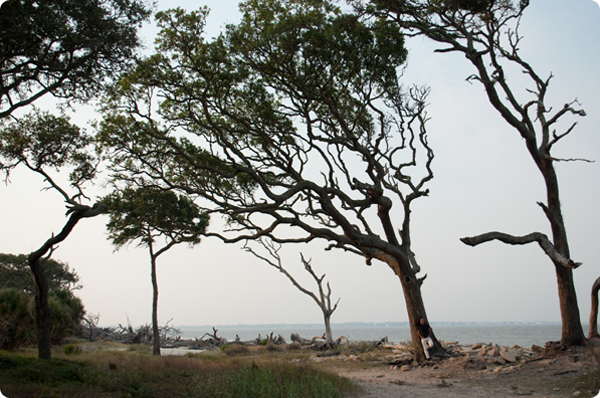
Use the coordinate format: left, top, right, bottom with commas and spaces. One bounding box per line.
329, 343, 600, 398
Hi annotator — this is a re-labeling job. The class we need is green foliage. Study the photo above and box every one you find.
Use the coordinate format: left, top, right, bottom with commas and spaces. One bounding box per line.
0, 111, 97, 186
197, 363, 345, 397
0, 253, 80, 295
0, 350, 358, 398
102, 187, 209, 249
63, 344, 82, 355
47, 289, 85, 344
220, 344, 231, 351
0, 288, 85, 350
0, 288, 35, 351
0, 0, 151, 117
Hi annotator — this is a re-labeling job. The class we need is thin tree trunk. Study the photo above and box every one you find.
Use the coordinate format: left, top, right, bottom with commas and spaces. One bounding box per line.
323, 311, 333, 345
589, 277, 600, 339
150, 251, 161, 356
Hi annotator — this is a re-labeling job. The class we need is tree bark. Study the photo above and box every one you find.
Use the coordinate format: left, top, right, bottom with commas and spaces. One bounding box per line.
150, 248, 161, 356
29, 257, 52, 360
589, 277, 600, 339
323, 311, 333, 345
538, 162, 586, 346
373, 250, 435, 362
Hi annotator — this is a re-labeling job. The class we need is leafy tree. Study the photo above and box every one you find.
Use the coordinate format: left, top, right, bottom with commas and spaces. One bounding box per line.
0, 253, 80, 294
99, 0, 438, 361
365, 0, 588, 345
0, 111, 104, 359
0, 0, 151, 118
102, 187, 209, 355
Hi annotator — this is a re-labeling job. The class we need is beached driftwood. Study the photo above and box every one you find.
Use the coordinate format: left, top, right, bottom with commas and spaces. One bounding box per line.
290, 333, 349, 350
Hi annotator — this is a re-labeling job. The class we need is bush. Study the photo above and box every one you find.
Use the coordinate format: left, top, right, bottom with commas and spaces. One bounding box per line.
0, 287, 85, 350
47, 289, 85, 343
63, 344, 82, 355
0, 288, 35, 350
286, 343, 302, 351
223, 345, 250, 356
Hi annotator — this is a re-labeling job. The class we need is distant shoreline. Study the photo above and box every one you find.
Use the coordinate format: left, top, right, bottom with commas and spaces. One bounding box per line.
174, 321, 562, 330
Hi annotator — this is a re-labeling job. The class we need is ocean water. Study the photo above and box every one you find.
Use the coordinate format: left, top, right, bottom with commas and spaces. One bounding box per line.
176, 323, 570, 348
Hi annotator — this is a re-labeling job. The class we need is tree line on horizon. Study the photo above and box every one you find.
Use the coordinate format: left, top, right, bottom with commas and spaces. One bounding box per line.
0, 0, 596, 362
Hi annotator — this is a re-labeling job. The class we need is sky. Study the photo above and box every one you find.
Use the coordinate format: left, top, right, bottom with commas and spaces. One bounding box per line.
0, 0, 598, 329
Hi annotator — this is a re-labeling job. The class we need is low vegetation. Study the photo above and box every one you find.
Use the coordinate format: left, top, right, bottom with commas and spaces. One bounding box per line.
0, 341, 360, 397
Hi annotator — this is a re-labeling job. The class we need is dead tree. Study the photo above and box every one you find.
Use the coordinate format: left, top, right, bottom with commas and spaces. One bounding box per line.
590, 277, 600, 339
368, 0, 588, 345
244, 239, 340, 348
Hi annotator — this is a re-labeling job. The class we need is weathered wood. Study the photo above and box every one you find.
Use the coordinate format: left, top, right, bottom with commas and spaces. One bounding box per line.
590, 277, 600, 339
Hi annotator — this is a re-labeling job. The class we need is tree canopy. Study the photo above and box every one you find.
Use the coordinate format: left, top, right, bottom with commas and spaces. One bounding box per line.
0, 253, 80, 295
103, 187, 209, 250
99, 0, 437, 360
0, 0, 151, 118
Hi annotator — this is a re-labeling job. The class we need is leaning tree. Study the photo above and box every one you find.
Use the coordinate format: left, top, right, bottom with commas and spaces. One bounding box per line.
98, 0, 439, 361
0, 111, 104, 359
364, 0, 588, 345
102, 187, 209, 355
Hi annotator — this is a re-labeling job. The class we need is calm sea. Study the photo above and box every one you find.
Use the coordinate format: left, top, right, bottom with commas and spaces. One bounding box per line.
176, 323, 574, 348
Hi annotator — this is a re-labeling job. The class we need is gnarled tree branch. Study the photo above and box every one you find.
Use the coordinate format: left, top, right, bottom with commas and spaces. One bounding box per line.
460, 231, 581, 270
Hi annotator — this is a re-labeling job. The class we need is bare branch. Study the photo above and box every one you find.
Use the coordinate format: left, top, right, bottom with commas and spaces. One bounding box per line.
460, 231, 581, 269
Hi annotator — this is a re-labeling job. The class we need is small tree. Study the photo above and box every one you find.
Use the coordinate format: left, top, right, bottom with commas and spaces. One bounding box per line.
366, 0, 588, 346
0, 111, 104, 359
0, 0, 150, 118
244, 239, 340, 347
103, 187, 209, 355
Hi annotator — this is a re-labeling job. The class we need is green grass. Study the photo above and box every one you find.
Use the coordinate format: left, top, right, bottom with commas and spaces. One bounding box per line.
0, 345, 360, 398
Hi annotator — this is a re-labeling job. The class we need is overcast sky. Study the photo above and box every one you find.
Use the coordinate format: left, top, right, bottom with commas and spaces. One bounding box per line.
1, 0, 598, 329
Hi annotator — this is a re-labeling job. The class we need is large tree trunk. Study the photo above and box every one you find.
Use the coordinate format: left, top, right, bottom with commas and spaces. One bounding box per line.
29, 257, 52, 360
539, 161, 586, 346
589, 277, 600, 339
150, 253, 161, 356
377, 251, 438, 363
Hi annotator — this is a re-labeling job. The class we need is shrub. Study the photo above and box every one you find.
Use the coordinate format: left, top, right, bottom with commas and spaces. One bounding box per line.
286, 343, 302, 351
223, 345, 250, 356
264, 344, 281, 352
0, 287, 85, 350
0, 288, 35, 350
47, 289, 85, 343
63, 344, 82, 355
